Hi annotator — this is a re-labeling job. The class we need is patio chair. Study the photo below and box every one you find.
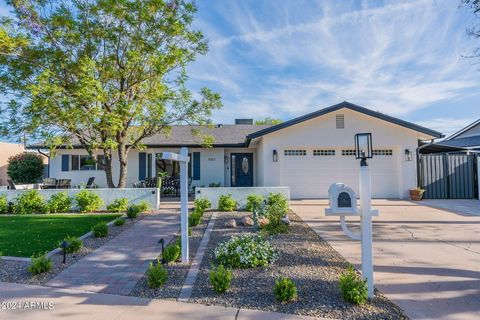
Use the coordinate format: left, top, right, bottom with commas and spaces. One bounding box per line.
7, 179, 16, 190
56, 179, 71, 189
42, 178, 57, 189
85, 177, 95, 189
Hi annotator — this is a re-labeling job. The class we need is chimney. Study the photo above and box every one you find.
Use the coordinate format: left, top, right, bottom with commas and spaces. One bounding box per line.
235, 119, 253, 125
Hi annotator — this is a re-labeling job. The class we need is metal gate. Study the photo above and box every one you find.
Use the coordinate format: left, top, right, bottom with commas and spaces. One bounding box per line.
419, 153, 478, 199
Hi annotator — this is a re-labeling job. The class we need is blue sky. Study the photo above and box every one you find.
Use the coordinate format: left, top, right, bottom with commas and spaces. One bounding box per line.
1, 0, 480, 137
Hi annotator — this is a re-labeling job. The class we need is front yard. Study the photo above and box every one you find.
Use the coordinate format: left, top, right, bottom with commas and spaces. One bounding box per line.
0, 214, 121, 257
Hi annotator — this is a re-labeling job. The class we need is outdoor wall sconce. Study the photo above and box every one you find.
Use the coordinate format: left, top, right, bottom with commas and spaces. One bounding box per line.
272, 149, 278, 162
355, 133, 373, 166
405, 149, 412, 161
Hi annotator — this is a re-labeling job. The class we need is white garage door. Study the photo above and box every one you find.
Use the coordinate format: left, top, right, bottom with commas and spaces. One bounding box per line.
279, 148, 399, 199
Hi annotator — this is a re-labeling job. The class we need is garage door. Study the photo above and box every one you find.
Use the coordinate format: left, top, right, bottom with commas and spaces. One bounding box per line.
279, 148, 399, 198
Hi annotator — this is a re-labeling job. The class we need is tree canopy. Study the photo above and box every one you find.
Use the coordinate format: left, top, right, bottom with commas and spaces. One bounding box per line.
0, 0, 222, 187
255, 117, 282, 125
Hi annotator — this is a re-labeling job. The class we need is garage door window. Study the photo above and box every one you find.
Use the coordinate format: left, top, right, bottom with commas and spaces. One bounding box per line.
313, 149, 336, 156
284, 149, 306, 156
373, 149, 393, 156
341, 149, 356, 156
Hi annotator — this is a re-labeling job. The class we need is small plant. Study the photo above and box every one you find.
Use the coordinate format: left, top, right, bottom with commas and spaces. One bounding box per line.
75, 190, 103, 213
188, 210, 202, 227
263, 193, 289, 235
114, 217, 125, 226
12, 190, 46, 214
195, 198, 211, 212
339, 265, 368, 305
106, 198, 129, 212
28, 253, 52, 275
137, 201, 150, 212
218, 194, 238, 212
126, 204, 142, 219
208, 182, 221, 187
210, 264, 232, 293
92, 222, 109, 238
273, 277, 298, 302
60, 236, 83, 254
147, 261, 168, 288
246, 194, 263, 211
267, 193, 288, 214
162, 242, 181, 263
47, 192, 72, 213
0, 195, 8, 214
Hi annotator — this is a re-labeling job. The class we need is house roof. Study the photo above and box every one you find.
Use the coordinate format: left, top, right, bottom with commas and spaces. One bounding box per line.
246, 101, 444, 146
444, 118, 480, 140
435, 135, 480, 149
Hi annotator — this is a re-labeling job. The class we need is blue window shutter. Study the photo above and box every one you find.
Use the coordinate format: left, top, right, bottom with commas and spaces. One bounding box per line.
193, 152, 200, 180
61, 155, 69, 172
139, 152, 146, 180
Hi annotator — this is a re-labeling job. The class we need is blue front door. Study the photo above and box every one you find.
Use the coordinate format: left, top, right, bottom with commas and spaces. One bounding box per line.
231, 153, 253, 187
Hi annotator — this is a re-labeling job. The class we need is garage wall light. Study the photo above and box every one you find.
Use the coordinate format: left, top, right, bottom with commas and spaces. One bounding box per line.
272, 149, 278, 162
405, 149, 412, 161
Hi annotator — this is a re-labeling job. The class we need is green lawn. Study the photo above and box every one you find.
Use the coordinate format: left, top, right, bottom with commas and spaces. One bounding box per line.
0, 214, 121, 257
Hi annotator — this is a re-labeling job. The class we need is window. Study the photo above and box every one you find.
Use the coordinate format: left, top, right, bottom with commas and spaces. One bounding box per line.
313, 149, 336, 156
373, 149, 393, 156
284, 149, 306, 156
341, 149, 356, 156
71, 155, 105, 171
336, 114, 345, 129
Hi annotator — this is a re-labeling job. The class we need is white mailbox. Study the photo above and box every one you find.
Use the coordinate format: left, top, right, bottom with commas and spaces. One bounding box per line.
325, 183, 358, 216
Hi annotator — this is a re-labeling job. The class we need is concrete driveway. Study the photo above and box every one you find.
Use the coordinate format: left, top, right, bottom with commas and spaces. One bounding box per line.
291, 199, 480, 320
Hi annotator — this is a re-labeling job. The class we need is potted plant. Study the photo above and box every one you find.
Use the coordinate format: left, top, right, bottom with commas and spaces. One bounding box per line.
157, 171, 168, 189
409, 187, 425, 201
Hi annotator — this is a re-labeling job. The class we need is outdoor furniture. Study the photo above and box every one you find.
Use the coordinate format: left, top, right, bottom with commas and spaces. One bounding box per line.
56, 179, 71, 189
7, 179, 16, 190
143, 177, 159, 188
42, 178, 57, 189
85, 177, 95, 189
161, 177, 180, 196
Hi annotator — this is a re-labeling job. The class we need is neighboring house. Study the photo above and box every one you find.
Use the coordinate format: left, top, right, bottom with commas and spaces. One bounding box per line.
421, 118, 480, 153
30, 102, 443, 199
0, 142, 25, 186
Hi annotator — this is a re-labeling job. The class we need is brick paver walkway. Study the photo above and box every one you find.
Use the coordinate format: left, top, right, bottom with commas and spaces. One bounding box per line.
46, 210, 179, 295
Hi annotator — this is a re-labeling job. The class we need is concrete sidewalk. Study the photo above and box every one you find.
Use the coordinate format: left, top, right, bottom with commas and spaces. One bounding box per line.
0, 282, 320, 320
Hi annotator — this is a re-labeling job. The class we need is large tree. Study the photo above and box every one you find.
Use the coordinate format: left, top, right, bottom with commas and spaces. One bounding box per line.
0, 0, 221, 188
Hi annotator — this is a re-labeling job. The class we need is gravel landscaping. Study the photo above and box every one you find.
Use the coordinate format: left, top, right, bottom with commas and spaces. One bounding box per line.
129, 211, 212, 300
187, 211, 407, 320
0, 214, 147, 285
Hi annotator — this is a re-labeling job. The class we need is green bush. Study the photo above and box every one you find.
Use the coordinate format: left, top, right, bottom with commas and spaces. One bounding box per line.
106, 198, 129, 212
12, 190, 46, 214
188, 210, 202, 227
339, 265, 368, 305
137, 201, 150, 212
162, 242, 180, 263
75, 190, 103, 213
210, 264, 232, 293
7, 152, 44, 184
28, 253, 52, 275
245, 194, 263, 212
195, 198, 211, 212
264, 193, 289, 235
218, 194, 237, 212
273, 277, 298, 302
114, 217, 125, 226
0, 195, 8, 214
47, 192, 72, 213
126, 204, 142, 219
60, 236, 83, 254
92, 222, 109, 238
267, 193, 288, 215
213, 234, 278, 268
147, 261, 168, 288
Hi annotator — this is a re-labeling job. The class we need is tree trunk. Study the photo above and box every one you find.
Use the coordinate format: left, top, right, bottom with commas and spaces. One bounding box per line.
103, 150, 116, 188
117, 142, 128, 188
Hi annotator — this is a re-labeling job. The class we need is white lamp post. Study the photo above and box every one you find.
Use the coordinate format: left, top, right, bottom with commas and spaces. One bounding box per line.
161, 147, 190, 263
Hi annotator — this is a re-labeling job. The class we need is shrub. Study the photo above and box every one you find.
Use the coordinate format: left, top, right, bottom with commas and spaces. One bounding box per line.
126, 204, 142, 219
218, 194, 237, 212
162, 242, 180, 263
210, 264, 232, 293
28, 253, 52, 275
147, 261, 168, 288
267, 193, 288, 216
213, 234, 278, 268
75, 190, 103, 213
60, 236, 83, 254
195, 198, 211, 212
0, 195, 7, 214
7, 152, 44, 184
264, 193, 289, 235
188, 210, 202, 227
262, 222, 289, 235
137, 201, 150, 212
47, 192, 72, 213
106, 198, 129, 212
246, 194, 263, 212
339, 265, 368, 305
12, 190, 46, 214
114, 217, 125, 226
273, 277, 298, 302
92, 222, 108, 238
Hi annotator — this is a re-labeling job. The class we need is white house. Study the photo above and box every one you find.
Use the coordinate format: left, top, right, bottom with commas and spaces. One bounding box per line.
35, 102, 443, 199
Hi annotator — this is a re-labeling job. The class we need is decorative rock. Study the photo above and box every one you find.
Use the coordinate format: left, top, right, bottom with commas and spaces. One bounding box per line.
225, 219, 236, 228
258, 217, 269, 228
281, 216, 291, 225
240, 216, 254, 227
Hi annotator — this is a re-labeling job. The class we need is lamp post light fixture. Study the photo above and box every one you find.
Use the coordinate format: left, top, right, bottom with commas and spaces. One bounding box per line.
60, 240, 69, 264
272, 149, 278, 162
354, 133, 373, 166
158, 238, 165, 264
405, 149, 412, 161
